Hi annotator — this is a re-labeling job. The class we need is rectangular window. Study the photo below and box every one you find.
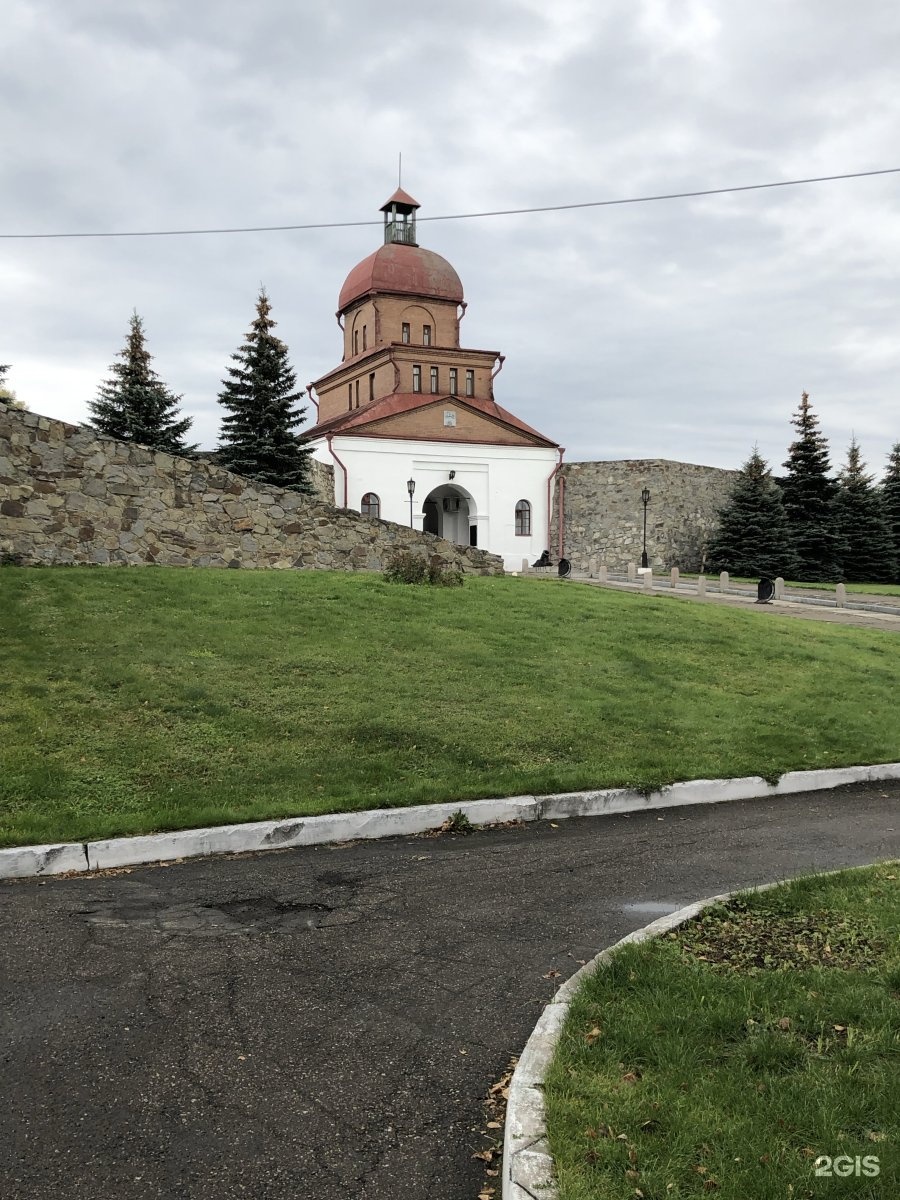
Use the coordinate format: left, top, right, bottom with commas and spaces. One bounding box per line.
465, 369, 475, 397
423, 324, 432, 346
402, 322, 410, 344
449, 368, 458, 395
368, 372, 375, 402
348, 383, 352, 410
412, 365, 421, 393
430, 366, 439, 394
355, 380, 359, 408
363, 325, 367, 350
353, 330, 359, 355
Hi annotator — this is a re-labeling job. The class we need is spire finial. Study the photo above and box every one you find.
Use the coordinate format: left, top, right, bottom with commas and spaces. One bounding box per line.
398, 151, 402, 188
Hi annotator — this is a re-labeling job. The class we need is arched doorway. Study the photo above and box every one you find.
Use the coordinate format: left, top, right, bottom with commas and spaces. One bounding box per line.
421, 484, 477, 546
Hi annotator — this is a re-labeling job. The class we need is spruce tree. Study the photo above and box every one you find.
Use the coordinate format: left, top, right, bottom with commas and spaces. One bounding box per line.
89, 313, 195, 454
879, 442, 900, 582
834, 439, 897, 583
780, 392, 842, 581
217, 288, 313, 492
707, 447, 799, 578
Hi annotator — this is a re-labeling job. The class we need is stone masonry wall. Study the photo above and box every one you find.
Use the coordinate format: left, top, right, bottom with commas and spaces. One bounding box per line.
552, 459, 737, 572
0, 405, 503, 574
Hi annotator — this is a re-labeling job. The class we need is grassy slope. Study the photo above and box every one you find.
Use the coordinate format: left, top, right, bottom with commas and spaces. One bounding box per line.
545, 865, 899, 1199
1, 568, 898, 847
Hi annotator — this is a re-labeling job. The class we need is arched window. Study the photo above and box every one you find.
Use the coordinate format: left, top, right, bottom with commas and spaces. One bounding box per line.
361, 492, 380, 519
515, 499, 532, 536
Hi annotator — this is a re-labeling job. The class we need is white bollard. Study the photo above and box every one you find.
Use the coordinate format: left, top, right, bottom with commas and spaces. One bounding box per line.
643, 569, 653, 592
719, 571, 729, 593
697, 575, 706, 598
522, 558, 529, 573
835, 583, 847, 608
627, 561, 637, 582
670, 567, 679, 589
588, 556, 598, 578
775, 576, 785, 599
598, 563, 608, 583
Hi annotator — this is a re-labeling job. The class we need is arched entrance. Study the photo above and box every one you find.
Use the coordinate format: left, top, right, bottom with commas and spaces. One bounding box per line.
421, 484, 477, 546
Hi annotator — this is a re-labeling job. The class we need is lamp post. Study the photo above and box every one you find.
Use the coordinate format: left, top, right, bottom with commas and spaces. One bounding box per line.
640, 487, 651, 569
407, 478, 415, 528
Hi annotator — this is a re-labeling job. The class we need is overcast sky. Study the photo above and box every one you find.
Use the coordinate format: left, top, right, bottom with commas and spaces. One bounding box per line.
3, 0, 899, 476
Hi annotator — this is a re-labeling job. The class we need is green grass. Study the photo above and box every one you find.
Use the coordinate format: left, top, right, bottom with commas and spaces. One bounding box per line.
545, 864, 900, 1199
1, 567, 899, 848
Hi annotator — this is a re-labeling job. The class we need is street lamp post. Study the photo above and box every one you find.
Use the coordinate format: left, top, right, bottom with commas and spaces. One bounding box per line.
407, 478, 416, 528
640, 487, 651, 569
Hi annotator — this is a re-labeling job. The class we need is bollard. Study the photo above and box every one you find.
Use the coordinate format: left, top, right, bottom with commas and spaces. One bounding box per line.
598, 563, 608, 583
627, 561, 637, 582
521, 558, 529, 573
835, 583, 847, 608
670, 566, 679, 590
643, 569, 653, 592
697, 575, 706, 598
719, 571, 729, 593
775, 576, 785, 599
589, 556, 598, 578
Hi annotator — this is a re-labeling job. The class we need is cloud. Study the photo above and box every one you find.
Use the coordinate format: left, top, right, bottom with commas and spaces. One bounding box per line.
2, 0, 898, 478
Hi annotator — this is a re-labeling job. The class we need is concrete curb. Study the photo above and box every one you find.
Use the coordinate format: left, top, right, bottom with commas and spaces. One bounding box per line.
2, 762, 899, 880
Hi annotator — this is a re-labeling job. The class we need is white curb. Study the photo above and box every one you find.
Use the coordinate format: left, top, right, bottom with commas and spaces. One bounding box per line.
1, 763, 898, 880
0, 842, 90, 879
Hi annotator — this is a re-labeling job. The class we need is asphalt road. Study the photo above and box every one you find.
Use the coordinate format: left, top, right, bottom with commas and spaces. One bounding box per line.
2, 783, 899, 1200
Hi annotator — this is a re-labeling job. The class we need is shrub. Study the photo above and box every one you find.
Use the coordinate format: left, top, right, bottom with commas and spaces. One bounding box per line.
383, 550, 464, 587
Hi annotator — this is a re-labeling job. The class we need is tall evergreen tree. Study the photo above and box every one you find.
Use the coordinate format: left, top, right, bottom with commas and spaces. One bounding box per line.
0, 364, 20, 407
217, 288, 313, 492
879, 441, 900, 582
707, 447, 800, 578
89, 313, 195, 454
780, 392, 842, 581
834, 438, 897, 583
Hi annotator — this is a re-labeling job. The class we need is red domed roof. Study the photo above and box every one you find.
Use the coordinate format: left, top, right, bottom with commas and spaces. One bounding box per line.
339, 242, 464, 312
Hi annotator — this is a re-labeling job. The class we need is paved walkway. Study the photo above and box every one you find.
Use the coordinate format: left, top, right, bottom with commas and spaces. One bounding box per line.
571, 575, 900, 632
2, 784, 898, 1199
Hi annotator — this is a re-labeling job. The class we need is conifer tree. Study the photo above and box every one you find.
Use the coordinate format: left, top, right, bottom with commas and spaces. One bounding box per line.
217, 288, 313, 492
834, 439, 896, 582
780, 392, 842, 581
89, 313, 195, 454
0, 364, 21, 407
707, 447, 799, 578
878, 442, 900, 582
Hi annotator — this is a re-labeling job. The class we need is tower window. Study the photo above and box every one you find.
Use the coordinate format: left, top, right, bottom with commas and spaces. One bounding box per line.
353, 329, 359, 355
449, 368, 458, 395
412, 365, 421, 393
347, 383, 352, 410
361, 492, 380, 519
515, 499, 532, 536
355, 380, 360, 408
430, 366, 439, 394
369, 372, 375, 402
423, 324, 432, 346
402, 322, 410, 344
363, 324, 367, 350
465, 369, 475, 397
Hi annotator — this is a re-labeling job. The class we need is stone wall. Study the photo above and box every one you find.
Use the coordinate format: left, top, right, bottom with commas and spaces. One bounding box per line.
552, 459, 737, 572
0, 405, 503, 574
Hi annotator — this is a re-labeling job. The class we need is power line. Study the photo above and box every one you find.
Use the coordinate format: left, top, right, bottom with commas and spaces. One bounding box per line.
1, 167, 898, 241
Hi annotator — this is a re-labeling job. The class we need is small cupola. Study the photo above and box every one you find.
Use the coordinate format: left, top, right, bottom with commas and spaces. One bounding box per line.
380, 188, 420, 247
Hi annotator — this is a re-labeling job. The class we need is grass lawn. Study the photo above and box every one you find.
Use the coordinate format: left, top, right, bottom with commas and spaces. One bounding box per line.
545, 864, 899, 1199
1, 567, 898, 848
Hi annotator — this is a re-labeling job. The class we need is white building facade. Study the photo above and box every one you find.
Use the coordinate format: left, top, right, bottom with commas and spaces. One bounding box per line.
305, 190, 560, 571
